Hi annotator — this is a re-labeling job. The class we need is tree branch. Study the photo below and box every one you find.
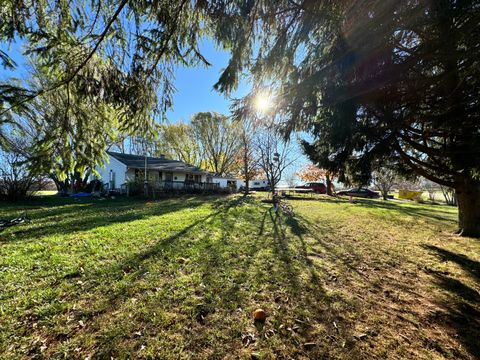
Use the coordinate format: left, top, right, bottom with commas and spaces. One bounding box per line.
394, 142, 455, 187
0, 0, 129, 117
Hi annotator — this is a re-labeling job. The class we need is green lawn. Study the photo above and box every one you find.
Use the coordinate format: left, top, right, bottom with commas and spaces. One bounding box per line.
0, 195, 479, 359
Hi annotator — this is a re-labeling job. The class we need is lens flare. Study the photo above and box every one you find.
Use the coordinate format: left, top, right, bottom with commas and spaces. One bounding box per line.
253, 91, 273, 113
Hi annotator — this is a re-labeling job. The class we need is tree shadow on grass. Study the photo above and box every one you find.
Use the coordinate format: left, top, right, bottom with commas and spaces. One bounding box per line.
282, 211, 471, 357
0, 196, 208, 242
423, 245, 480, 281
292, 214, 369, 277
422, 245, 480, 358
29, 197, 269, 357
284, 195, 347, 204
353, 198, 457, 224
8, 201, 234, 358
268, 209, 302, 293
87, 200, 355, 358
269, 210, 360, 357
11, 195, 462, 358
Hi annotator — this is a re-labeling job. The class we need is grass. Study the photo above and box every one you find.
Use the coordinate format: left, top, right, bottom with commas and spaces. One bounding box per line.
0, 194, 479, 359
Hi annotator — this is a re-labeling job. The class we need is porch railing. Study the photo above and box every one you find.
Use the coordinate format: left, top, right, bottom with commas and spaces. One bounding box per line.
151, 180, 219, 192
126, 180, 222, 198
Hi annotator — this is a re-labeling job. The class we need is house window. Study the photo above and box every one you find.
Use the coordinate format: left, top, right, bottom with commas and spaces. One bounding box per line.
165, 172, 173, 181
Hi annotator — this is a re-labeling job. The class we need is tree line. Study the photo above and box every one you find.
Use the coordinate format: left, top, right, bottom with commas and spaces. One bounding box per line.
0, 108, 296, 197
1, 0, 479, 236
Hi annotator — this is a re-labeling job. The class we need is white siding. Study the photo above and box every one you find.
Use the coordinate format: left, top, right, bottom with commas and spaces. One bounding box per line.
213, 177, 228, 188
95, 155, 128, 189
126, 168, 136, 182
212, 177, 242, 189
94, 153, 210, 190
171, 172, 208, 182
172, 172, 185, 181
238, 179, 268, 189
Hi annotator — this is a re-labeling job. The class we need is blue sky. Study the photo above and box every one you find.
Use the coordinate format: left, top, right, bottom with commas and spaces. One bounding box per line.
163, 39, 310, 181
0, 38, 247, 122
1, 37, 310, 182
165, 39, 249, 123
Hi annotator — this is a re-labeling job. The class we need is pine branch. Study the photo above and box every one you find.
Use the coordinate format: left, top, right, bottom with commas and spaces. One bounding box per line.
0, 0, 129, 117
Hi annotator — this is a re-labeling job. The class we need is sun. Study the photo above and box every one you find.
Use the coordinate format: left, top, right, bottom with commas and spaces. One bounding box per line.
253, 91, 273, 114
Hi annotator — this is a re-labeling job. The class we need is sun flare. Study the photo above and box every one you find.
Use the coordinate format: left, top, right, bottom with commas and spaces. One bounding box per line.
253, 91, 273, 113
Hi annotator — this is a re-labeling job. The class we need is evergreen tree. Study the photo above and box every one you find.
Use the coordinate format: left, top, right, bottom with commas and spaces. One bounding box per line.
220, 0, 480, 236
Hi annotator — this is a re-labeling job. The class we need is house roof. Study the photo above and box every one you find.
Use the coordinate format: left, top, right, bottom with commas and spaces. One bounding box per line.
108, 152, 206, 174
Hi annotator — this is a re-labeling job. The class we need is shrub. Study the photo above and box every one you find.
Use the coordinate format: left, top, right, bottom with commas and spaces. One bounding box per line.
126, 179, 145, 196
0, 146, 44, 200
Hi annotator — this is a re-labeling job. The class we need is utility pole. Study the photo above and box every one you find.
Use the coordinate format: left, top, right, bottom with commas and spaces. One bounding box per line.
144, 154, 148, 197
136, 135, 149, 198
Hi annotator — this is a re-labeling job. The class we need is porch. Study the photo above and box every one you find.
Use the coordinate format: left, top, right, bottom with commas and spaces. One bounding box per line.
126, 180, 221, 197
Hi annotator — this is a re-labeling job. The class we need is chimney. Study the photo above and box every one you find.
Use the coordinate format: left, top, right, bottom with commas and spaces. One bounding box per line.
159, 154, 165, 159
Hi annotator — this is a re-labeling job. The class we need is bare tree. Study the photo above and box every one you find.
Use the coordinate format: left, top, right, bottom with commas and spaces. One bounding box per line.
441, 185, 457, 206
285, 172, 297, 188
372, 169, 397, 200
191, 112, 242, 176
236, 119, 262, 193
255, 127, 296, 196
422, 178, 439, 202
0, 137, 45, 200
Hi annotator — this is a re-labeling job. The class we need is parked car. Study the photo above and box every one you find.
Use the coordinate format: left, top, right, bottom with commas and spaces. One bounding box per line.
337, 188, 380, 198
295, 182, 327, 194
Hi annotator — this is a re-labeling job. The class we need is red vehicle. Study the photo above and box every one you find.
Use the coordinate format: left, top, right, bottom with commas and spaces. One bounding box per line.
295, 182, 327, 194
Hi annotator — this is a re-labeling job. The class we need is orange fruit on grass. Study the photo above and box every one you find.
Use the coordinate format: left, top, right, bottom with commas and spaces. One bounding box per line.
253, 309, 267, 322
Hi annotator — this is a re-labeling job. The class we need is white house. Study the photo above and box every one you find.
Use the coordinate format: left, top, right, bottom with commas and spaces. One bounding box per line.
96, 151, 212, 191
212, 175, 240, 190
234, 179, 269, 190
211, 176, 270, 190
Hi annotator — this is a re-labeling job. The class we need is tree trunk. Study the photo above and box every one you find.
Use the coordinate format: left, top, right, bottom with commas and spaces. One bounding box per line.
326, 175, 333, 196
381, 185, 388, 200
456, 179, 480, 237
51, 175, 69, 193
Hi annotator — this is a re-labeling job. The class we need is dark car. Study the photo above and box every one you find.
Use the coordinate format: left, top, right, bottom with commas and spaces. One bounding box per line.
295, 182, 327, 194
337, 187, 380, 198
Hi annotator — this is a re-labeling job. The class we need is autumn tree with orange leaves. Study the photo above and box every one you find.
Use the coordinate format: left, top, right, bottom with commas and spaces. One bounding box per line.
296, 164, 326, 182
296, 164, 336, 196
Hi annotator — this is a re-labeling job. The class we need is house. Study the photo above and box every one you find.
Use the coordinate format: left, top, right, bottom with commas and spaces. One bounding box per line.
96, 151, 213, 192
212, 175, 241, 190
209, 176, 270, 191
242, 179, 269, 190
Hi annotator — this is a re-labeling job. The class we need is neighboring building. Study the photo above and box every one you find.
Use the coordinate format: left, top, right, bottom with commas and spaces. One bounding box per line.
212, 175, 241, 190
237, 179, 269, 190
96, 151, 212, 191
210, 177, 270, 191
